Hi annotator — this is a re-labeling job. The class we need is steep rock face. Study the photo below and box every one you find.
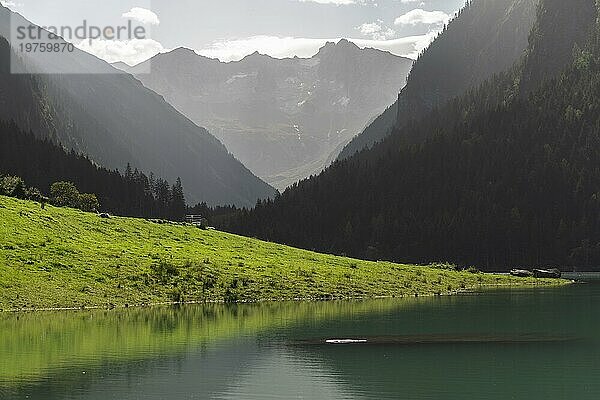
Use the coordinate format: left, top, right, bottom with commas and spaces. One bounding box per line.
127, 40, 413, 190
0, 6, 276, 206
337, 0, 539, 160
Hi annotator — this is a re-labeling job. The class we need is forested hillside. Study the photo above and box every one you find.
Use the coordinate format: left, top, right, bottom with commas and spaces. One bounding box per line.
0, 6, 276, 206
219, 0, 600, 271
0, 120, 185, 219
338, 0, 539, 159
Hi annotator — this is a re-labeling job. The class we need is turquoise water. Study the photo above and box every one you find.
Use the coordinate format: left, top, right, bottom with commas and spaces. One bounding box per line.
1, 282, 599, 399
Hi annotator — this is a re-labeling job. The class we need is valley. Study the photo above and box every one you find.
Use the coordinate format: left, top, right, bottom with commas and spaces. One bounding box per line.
124, 40, 412, 189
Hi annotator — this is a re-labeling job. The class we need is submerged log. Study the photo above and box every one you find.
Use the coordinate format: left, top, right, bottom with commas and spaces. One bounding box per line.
294, 334, 578, 346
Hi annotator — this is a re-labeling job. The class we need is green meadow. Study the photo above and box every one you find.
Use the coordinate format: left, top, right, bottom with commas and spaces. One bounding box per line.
0, 195, 562, 311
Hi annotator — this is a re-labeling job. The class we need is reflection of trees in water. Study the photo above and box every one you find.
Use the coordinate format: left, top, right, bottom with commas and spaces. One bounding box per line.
0, 299, 408, 384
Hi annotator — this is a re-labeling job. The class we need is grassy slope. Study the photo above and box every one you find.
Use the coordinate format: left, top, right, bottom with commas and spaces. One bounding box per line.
0, 196, 560, 310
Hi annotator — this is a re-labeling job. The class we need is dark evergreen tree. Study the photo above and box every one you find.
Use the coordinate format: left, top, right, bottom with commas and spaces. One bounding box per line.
170, 178, 187, 222
154, 178, 172, 219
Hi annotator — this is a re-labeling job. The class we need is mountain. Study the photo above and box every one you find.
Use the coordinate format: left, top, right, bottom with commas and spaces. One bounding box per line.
125, 40, 413, 190
0, 6, 276, 206
218, 0, 600, 271
337, 0, 540, 160
110, 61, 133, 72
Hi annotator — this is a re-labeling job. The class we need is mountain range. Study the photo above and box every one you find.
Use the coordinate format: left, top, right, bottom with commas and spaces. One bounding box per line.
0, 5, 276, 207
218, 0, 600, 271
122, 40, 413, 190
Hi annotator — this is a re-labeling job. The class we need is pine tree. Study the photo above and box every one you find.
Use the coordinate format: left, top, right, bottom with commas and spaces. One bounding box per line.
170, 177, 186, 222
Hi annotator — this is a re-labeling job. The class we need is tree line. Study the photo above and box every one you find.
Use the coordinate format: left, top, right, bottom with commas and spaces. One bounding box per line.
0, 120, 186, 220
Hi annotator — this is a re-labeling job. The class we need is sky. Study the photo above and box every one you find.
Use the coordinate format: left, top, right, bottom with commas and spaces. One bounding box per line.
2, 0, 465, 65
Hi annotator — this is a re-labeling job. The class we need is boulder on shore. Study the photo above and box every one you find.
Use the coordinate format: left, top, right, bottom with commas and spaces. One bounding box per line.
533, 268, 562, 279
510, 269, 534, 278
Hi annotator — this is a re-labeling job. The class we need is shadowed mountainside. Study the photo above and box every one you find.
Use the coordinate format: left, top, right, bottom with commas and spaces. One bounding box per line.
0, 6, 276, 206
338, 0, 540, 160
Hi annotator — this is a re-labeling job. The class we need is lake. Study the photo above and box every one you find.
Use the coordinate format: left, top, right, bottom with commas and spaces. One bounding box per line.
1, 280, 600, 399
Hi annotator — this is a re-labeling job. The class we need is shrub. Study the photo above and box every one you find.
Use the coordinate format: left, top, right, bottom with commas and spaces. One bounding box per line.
25, 187, 47, 203
202, 274, 217, 290
150, 260, 179, 284
428, 262, 458, 271
0, 176, 47, 203
78, 193, 100, 212
50, 182, 80, 208
50, 181, 100, 212
0, 176, 26, 198
169, 287, 184, 303
224, 286, 239, 303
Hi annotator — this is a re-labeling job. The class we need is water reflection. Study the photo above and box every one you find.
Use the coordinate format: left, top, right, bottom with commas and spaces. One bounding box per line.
0, 300, 407, 399
1, 284, 600, 399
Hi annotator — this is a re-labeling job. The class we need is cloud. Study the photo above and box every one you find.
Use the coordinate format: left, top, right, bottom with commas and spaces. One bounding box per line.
0, 0, 23, 9
297, 0, 375, 5
76, 38, 167, 66
122, 7, 160, 25
400, 0, 425, 5
356, 20, 396, 40
353, 31, 439, 59
394, 8, 450, 26
299, 0, 354, 3
197, 32, 440, 62
199, 36, 326, 61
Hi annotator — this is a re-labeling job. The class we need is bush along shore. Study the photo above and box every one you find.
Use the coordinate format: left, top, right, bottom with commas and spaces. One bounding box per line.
0, 196, 568, 311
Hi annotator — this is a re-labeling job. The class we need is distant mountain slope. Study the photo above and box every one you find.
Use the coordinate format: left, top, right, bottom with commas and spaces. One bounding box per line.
126, 40, 413, 190
337, 0, 539, 160
110, 61, 133, 72
0, 6, 276, 206
221, 0, 600, 270
0, 120, 182, 219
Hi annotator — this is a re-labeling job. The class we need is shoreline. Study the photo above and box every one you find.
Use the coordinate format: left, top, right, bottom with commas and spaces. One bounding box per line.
1, 279, 572, 313
0, 196, 573, 314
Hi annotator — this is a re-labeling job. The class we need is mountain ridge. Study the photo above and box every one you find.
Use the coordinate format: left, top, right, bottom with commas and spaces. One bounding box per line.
125, 39, 413, 190
134, 38, 402, 66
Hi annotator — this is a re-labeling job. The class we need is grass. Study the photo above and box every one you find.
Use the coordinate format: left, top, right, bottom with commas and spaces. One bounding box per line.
0, 195, 565, 310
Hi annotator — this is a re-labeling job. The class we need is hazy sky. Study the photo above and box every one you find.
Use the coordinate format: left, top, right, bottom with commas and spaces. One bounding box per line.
2, 0, 465, 65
